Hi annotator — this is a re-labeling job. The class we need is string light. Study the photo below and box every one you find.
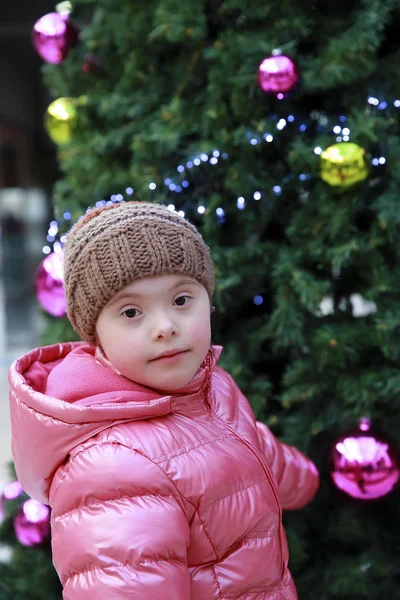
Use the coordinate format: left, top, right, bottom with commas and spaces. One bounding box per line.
42, 94, 396, 259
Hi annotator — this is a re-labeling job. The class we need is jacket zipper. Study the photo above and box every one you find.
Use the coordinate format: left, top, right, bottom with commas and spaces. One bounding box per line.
206, 404, 286, 579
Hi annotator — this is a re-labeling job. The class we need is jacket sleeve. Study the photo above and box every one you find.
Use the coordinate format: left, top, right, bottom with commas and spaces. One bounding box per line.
256, 420, 319, 510
49, 442, 191, 600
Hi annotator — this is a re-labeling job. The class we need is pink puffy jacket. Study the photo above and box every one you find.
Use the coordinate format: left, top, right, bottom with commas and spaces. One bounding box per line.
9, 342, 319, 600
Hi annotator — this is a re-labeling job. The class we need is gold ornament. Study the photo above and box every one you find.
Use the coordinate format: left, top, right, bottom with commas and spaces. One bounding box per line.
320, 142, 369, 188
44, 97, 78, 145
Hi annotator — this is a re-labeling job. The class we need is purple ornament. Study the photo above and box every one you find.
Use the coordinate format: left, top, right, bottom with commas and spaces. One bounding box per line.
14, 499, 50, 547
328, 418, 400, 501
35, 251, 67, 317
0, 481, 25, 522
32, 12, 78, 65
258, 54, 298, 94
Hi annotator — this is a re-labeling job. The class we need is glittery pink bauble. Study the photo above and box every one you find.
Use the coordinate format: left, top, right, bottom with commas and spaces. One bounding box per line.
258, 54, 298, 94
32, 12, 78, 65
35, 251, 67, 317
328, 419, 400, 501
14, 499, 50, 547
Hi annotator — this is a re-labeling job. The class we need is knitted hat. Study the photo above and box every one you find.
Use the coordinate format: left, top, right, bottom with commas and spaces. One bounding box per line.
63, 201, 215, 344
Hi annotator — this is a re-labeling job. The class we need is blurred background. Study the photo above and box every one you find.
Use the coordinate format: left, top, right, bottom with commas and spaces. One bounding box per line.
0, 1, 58, 485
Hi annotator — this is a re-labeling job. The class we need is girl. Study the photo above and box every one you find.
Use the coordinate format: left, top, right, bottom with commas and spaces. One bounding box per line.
9, 201, 319, 599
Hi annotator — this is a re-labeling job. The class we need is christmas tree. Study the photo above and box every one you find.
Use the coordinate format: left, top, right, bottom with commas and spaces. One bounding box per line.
2, 1, 400, 598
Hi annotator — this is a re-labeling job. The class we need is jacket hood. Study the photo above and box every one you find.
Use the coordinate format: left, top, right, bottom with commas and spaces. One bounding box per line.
8, 342, 222, 504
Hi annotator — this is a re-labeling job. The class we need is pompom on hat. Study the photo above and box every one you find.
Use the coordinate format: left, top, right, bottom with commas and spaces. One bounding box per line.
63, 201, 215, 344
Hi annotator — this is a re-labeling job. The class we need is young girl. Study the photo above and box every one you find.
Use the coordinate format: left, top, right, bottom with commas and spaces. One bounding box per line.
9, 201, 319, 600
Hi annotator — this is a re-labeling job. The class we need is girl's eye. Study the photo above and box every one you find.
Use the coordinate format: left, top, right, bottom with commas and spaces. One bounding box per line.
122, 308, 141, 319
174, 295, 192, 307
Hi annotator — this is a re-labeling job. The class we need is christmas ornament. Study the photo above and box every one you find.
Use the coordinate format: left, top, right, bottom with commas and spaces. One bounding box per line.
32, 12, 78, 65
45, 97, 78, 145
328, 418, 400, 501
35, 251, 67, 317
1, 481, 25, 522
320, 142, 369, 188
14, 499, 50, 547
258, 54, 298, 94
82, 53, 103, 74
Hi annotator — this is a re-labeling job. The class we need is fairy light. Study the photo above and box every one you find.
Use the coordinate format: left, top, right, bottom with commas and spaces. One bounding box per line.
213, 150, 220, 157
63, 212, 72, 220
125, 187, 134, 195
193, 158, 201, 166
253, 191, 261, 200
264, 134, 274, 142
200, 153, 209, 162
273, 185, 282, 195
250, 138, 258, 145
42, 246, 51, 254
210, 157, 218, 165
167, 204, 175, 211
237, 197, 245, 210
333, 126, 341, 134
197, 205, 206, 214
186, 161, 193, 168
216, 207, 225, 217
314, 146, 323, 155
177, 165, 185, 172
276, 119, 286, 130
178, 210, 185, 217
253, 295, 264, 305
149, 182, 157, 190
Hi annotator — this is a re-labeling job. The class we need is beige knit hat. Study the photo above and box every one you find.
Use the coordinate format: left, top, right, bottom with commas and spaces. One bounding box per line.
64, 201, 215, 344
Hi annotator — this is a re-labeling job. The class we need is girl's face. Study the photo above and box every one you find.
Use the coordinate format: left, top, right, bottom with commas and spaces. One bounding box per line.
95, 274, 212, 392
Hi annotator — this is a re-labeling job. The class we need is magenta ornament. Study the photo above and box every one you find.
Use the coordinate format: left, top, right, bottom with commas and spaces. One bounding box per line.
14, 499, 50, 547
32, 12, 78, 65
82, 53, 103, 74
328, 418, 400, 501
258, 54, 298, 95
35, 251, 67, 318
1, 481, 25, 522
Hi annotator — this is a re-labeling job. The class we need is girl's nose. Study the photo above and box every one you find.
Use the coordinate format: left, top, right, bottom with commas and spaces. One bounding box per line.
151, 315, 178, 341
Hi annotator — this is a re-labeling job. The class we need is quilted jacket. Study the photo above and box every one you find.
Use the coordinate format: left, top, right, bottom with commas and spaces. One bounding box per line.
9, 342, 319, 600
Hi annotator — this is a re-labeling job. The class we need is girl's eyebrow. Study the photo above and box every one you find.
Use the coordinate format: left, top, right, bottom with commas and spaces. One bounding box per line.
108, 279, 198, 305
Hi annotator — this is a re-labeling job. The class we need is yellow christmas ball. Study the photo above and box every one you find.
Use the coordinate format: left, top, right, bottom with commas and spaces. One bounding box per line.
44, 97, 78, 145
320, 142, 369, 188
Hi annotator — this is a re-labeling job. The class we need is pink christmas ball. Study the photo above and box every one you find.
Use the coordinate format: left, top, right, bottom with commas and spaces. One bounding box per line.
258, 54, 298, 94
328, 419, 400, 501
32, 12, 78, 65
14, 499, 50, 547
0, 481, 25, 522
35, 251, 67, 318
